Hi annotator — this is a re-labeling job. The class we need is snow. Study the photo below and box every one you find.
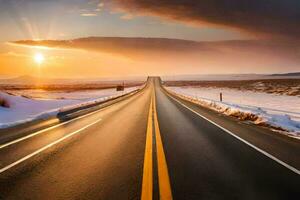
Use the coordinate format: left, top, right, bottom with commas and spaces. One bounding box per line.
0, 87, 140, 129
166, 86, 300, 137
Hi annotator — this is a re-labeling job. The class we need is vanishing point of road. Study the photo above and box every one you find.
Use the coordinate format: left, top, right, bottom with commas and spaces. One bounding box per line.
0, 77, 299, 199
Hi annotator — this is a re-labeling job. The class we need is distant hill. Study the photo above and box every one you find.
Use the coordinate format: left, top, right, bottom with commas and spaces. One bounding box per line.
162, 74, 267, 81
270, 72, 300, 76
162, 73, 300, 81
0, 75, 48, 85
0, 75, 146, 86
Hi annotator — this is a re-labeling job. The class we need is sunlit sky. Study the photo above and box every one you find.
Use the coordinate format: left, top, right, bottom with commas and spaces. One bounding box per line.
0, 0, 299, 78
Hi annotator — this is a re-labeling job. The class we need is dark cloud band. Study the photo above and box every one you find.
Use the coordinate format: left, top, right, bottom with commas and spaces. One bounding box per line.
12, 37, 300, 61
106, 0, 300, 39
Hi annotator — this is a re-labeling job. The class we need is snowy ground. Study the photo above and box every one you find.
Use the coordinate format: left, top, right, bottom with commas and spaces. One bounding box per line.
166, 86, 300, 137
0, 87, 140, 129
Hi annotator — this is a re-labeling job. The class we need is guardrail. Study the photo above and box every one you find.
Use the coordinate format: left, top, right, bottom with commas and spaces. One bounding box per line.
57, 83, 147, 118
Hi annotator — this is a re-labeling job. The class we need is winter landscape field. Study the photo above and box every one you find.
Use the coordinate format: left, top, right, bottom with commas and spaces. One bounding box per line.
162, 76, 300, 137
1, 75, 299, 137
0, 76, 144, 128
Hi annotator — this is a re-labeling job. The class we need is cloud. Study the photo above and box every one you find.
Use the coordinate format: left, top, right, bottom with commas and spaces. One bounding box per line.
98, 2, 104, 8
12, 37, 300, 58
0, 51, 29, 58
11, 37, 300, 74
11, 37, 218, 57
81, 13, 98, 17
120, 13, 134, 20
104, 0, 300, 39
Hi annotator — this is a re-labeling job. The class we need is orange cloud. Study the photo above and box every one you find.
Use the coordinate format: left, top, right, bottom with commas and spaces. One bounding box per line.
11, 37, 300, 76
81, 13, 98, 17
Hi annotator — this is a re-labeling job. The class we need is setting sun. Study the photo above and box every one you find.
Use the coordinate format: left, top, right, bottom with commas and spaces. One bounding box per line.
34, 53, 45, 65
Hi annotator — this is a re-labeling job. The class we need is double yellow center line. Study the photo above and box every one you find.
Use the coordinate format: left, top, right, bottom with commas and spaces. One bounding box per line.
141, 88, 173, 200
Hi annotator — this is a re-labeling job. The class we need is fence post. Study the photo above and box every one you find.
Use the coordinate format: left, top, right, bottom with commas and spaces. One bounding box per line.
220, 92, 223, 102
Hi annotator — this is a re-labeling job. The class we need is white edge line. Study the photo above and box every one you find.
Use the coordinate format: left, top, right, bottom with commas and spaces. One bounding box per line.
166, 92, 300, 176
0, 118, 102, 174
0, 90, 138, 149
0, 107, 102, 149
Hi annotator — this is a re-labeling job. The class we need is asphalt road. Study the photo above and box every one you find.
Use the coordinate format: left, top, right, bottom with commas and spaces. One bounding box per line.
0, 77, 299, 199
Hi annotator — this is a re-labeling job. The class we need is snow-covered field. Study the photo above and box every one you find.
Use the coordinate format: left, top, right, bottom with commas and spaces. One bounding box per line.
0, 87, 140, 129
166, 86, 300, 137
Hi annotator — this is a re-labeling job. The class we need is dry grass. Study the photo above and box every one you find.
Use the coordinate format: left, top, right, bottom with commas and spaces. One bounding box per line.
0, 98, 10, 108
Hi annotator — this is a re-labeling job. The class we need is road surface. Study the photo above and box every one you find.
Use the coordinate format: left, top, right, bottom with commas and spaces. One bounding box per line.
0, 77, 299, 199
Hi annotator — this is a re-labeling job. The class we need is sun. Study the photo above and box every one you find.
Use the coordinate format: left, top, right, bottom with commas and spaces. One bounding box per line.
34, 53, 45, 65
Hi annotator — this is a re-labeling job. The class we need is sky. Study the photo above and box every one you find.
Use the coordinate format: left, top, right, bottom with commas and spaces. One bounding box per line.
0, 0, 299, 78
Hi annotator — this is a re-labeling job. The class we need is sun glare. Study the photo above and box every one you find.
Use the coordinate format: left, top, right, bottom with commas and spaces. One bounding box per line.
34, 53, 45, 65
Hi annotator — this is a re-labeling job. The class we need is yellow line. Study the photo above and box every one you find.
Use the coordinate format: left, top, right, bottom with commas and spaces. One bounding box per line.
141, 96, 153, 200
141, 83, 173, 200
153, 89, 173, 200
